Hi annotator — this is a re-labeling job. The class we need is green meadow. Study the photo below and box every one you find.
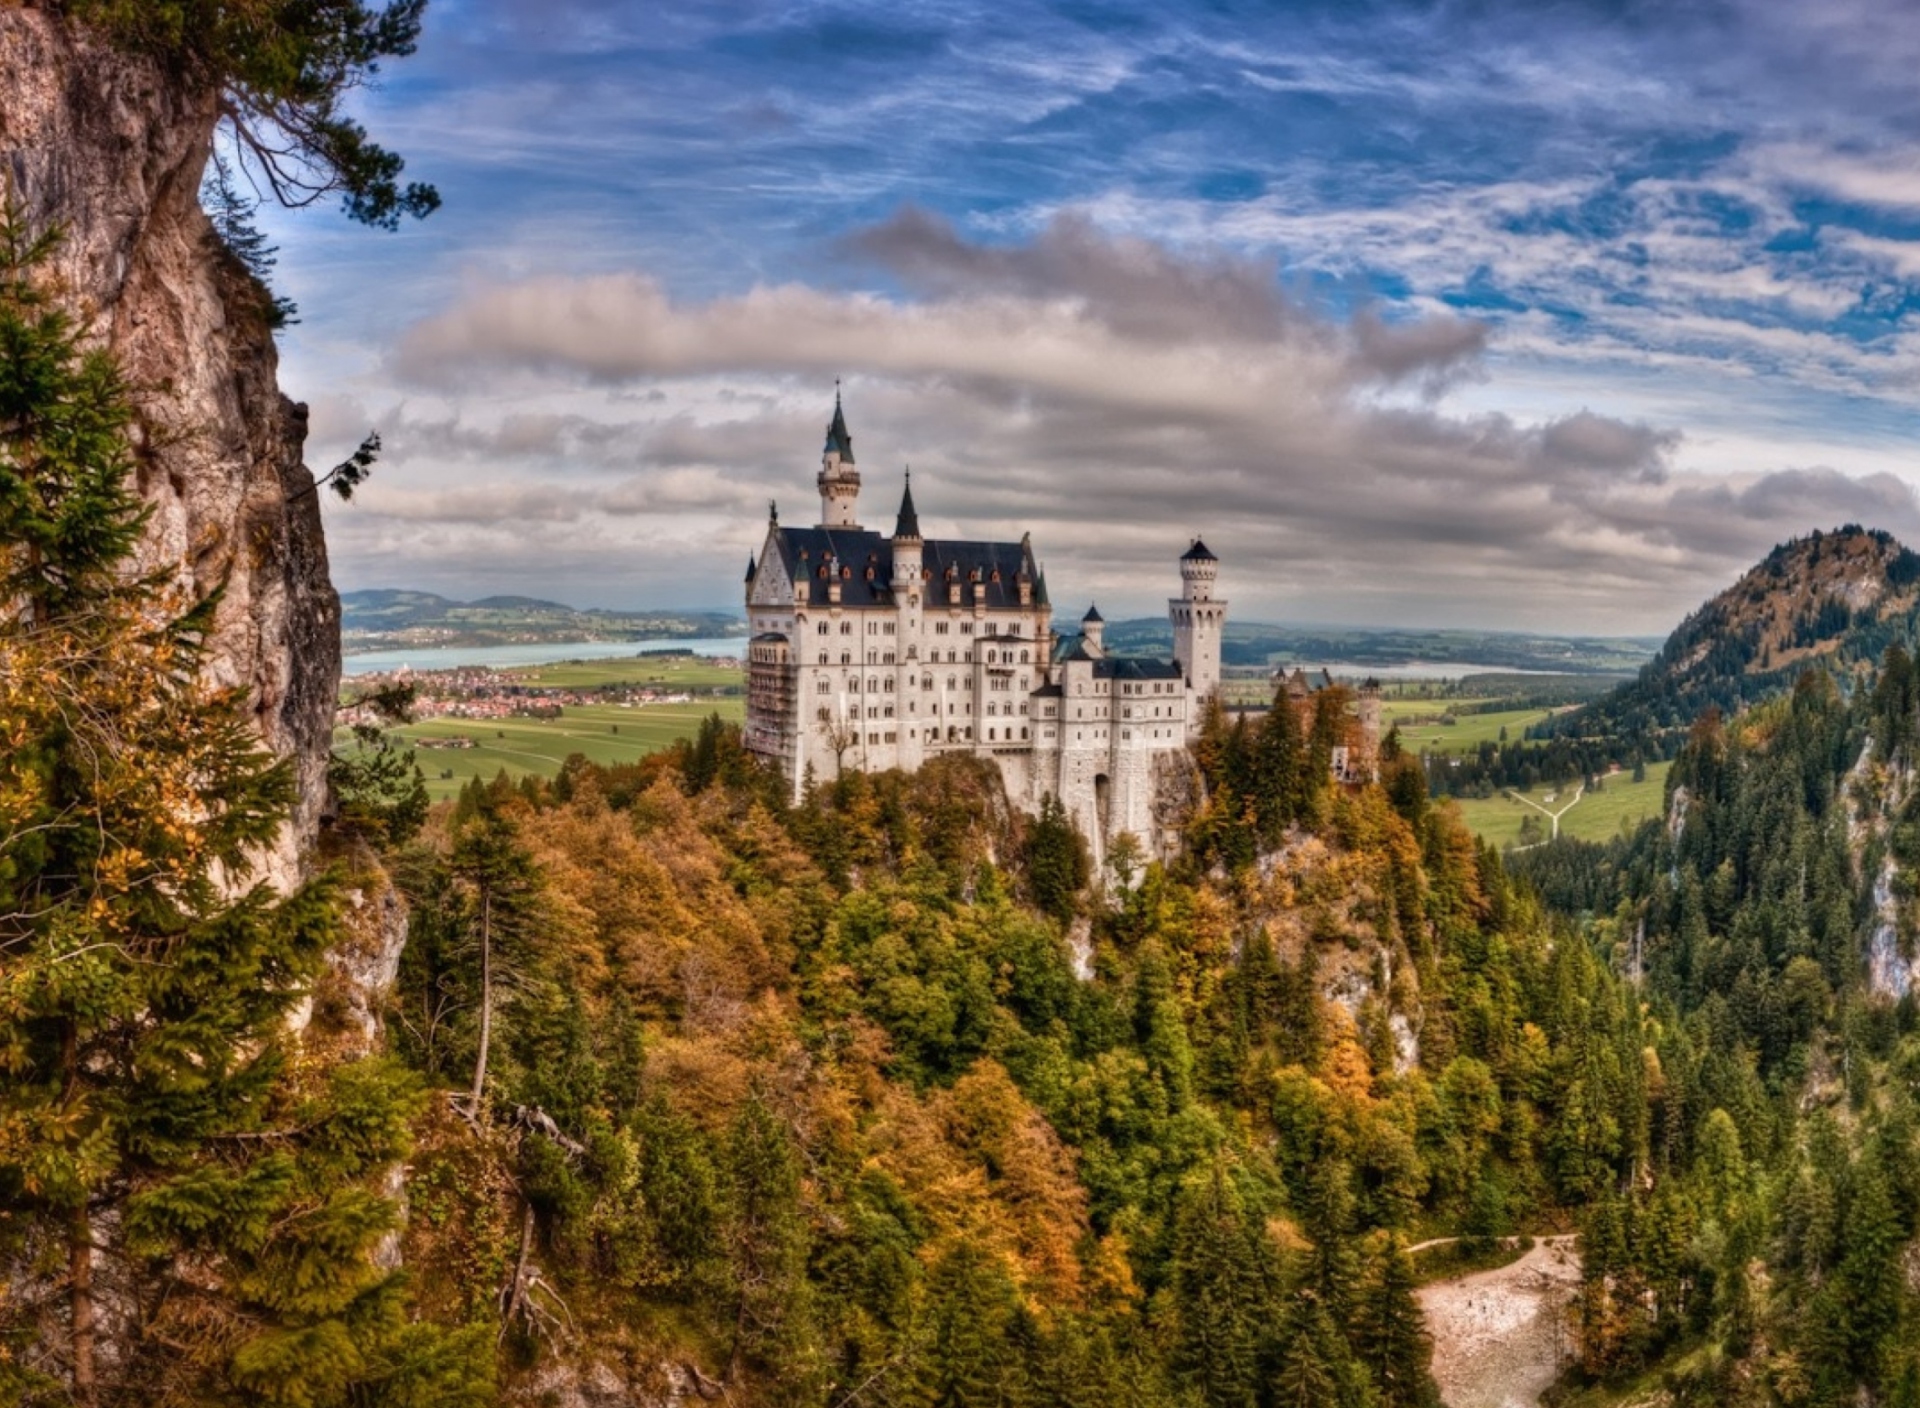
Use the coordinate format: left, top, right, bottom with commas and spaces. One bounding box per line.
1445, 760, 1672, 848
347, 699, 745, 800
1381, 699, 1567, 754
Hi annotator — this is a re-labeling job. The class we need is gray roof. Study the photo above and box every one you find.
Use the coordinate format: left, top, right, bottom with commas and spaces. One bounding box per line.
1182, 537, 1218, 562
771, 526, 1045, 610
824, 392, 855, 464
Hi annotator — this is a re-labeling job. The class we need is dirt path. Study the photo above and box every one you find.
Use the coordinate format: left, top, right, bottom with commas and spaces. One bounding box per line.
1416, 1235, 1581, 1408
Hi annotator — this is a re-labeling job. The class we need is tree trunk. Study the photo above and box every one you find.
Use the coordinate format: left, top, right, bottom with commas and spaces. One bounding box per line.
470, 888, 492, 1112
69, 1203, 96, 1408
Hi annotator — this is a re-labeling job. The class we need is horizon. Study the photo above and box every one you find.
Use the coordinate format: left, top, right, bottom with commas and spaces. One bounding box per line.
262, 0, 1920, 635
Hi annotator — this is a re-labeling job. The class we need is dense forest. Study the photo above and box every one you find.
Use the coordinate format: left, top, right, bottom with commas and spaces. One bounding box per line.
4, 5, 1920, 1390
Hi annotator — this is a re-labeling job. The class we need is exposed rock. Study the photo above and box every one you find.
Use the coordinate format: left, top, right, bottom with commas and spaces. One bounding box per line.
0, 7, 340, 890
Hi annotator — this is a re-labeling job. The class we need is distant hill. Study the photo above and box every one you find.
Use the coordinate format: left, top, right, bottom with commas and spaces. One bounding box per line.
340, 589, 744, 651
1101, 618, 1659, 675
1550, 525, 1920, 745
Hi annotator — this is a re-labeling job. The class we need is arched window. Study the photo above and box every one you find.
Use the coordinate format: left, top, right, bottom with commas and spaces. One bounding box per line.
841, 651, 851, 665
817, 621, 828, 635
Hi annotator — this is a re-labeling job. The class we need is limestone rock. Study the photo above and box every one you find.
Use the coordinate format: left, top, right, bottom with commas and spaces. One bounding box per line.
0, 7, 340, 889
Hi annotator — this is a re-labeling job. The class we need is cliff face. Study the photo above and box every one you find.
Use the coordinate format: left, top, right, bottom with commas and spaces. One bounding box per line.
0, 7, 339, 886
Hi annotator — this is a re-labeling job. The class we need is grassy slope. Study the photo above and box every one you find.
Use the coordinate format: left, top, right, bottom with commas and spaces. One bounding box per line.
1447, 761, 1672, 848
346, 700, 745, 800
1383, 700, 1567, 754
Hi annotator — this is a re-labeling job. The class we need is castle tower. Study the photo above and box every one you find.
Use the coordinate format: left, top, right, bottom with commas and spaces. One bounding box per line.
1081, 603, 1105, 657
817, 389, 861, 528
1170, 538, 1225, 727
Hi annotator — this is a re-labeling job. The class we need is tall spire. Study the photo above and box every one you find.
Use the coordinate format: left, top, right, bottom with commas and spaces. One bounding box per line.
894, 467, 920, 540
824, 382, 855, 464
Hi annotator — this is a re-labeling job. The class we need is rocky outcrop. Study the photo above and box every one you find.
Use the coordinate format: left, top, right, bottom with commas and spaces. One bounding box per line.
0, 6, 339, 888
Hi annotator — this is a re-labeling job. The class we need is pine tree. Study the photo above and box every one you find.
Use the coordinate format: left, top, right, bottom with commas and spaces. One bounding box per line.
1170, 1164, 1268, 1408
0, 203, 486, 1406
1353, 1236, 1438, 1408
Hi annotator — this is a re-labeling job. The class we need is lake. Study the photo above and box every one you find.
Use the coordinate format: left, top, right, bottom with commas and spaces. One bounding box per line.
343, 636, 749, 675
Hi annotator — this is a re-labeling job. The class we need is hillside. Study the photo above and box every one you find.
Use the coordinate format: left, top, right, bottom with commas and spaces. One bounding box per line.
1104, 618, 1658, 674
1551, 526, 1920, 747
341, 588, 743, 651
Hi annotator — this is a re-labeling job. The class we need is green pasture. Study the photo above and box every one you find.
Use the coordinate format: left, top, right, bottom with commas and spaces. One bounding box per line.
342, 699, 745, 800
1385, 702, 1564, 755
504, 654, 743, 690
1445, 760, 1672, 848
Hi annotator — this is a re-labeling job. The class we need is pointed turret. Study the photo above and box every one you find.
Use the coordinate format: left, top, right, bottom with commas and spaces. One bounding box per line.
744, 553, 757, 583
817, 386, 862, 528
894, 468, 921, 540
824, 387, 855, 464
1081, 603, 1105, 656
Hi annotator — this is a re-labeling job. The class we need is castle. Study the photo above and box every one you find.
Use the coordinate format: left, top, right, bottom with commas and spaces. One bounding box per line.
743, 395, 1226, 859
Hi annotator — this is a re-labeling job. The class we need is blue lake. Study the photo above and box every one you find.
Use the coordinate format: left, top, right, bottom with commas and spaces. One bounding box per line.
343, 636, 749, 675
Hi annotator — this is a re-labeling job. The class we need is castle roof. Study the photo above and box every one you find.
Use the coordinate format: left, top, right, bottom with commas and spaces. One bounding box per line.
1082, 603, 1104, 623
894, 471, 920, 540
1181, 537, 1218, 562
1052, 635, 1183, 679
744, 554, 757, 583
769, 525, 1045, 610
824, 389, 855, 464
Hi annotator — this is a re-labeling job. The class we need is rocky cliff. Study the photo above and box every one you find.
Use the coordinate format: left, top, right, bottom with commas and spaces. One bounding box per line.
0, 5, 339, 887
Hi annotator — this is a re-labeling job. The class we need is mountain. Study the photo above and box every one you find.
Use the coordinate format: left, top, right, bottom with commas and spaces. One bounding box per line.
340, 589, 744, 650
1551, 525, 1920, 746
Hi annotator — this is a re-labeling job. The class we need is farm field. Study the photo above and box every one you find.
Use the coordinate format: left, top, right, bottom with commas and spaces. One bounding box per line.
1382, 700, 1566, 754
1446, 760, 1672, 848
346, 699, 744, 800
502, 655, 742, 691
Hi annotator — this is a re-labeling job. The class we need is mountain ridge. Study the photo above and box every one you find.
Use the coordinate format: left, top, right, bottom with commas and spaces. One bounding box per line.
1551, 524, 1920, 746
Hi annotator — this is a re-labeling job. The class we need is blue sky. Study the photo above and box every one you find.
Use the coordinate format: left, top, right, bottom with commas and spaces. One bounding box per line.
261, 0, 1920, 633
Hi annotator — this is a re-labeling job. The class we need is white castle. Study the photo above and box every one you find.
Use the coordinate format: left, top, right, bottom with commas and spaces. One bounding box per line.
743, 394, 1224, 858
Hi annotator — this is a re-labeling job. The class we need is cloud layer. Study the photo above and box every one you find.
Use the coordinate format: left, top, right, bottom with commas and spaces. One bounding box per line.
265, 0, 1920, 633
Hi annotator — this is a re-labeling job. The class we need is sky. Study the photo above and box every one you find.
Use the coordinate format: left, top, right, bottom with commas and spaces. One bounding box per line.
262, 0, 1920, 634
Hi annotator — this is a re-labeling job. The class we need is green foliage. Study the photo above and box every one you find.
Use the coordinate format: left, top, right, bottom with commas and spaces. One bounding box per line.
67, 0, 440, 228
0, 205, 483, 1405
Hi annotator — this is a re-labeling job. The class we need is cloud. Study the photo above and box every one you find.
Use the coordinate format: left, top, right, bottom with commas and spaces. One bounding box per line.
358, 213, 1920, 629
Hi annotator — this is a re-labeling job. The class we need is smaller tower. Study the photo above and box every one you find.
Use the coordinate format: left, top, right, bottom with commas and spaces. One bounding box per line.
817, 388, 861, 528
1171, 538, 1225, 726
891, 470, 923, 589
1081, 603, 1105, 657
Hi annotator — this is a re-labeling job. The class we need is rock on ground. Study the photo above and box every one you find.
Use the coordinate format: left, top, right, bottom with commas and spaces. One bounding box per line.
1417, 1235, 1582, 1408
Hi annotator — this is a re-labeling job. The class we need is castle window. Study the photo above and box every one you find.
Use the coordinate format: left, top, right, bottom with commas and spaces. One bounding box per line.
817, 707, 830, 722
884, 679, 894, 692
960, 622, 973, 634
884, 622, 895, 635
840, 621, 852, 635
819, 652, 827, 664
851, 677, 860, 692
906, 645, 917, 659
1020, 650, 1029, 663
817, 622, 828, 635
947, 676, 956, 690
986, 650, 996, 663
840, 652, 850, 664
883, 651, 895, 663
922, 676, 932, 690
885, 706, 894, 718
936, 622, 949, 635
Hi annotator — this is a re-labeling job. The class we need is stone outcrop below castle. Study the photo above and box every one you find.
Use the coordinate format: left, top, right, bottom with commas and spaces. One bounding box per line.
0, 8, 340, 889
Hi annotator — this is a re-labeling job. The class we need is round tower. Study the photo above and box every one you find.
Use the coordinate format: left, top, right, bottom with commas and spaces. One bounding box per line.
1081, 603, 1105, 656
817, 388, 861, 528
1170, 537, 1225, 718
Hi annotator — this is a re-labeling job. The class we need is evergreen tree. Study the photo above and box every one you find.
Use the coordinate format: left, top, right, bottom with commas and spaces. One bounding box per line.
0, 204, 484, 1406
1353, 1236, 1439, 1408
1170, 1165, 1268, 1408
